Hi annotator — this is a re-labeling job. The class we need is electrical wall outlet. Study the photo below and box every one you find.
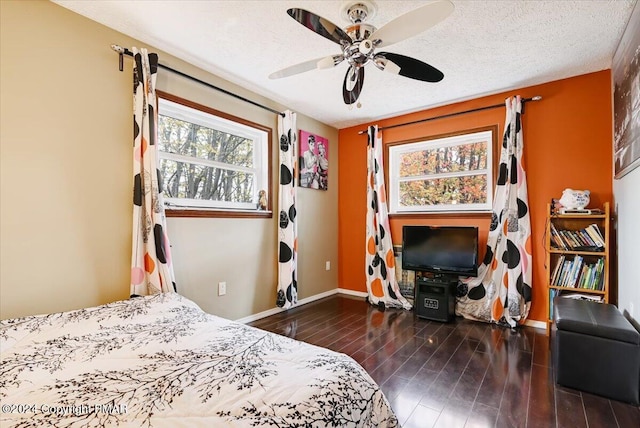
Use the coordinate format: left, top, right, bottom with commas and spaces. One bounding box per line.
218, 282, 227, 296
325, 261, 331, 271
630, 302, 635, 318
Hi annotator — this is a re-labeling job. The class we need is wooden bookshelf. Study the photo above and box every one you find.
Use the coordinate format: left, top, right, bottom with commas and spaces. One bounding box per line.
545, 202, 610, 334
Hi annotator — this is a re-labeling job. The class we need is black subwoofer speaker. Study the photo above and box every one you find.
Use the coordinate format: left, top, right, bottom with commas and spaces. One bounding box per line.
415, 278, 457, 322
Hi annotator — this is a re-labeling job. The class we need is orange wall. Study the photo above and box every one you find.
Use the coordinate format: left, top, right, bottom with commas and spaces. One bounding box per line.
338, 70, 613, 323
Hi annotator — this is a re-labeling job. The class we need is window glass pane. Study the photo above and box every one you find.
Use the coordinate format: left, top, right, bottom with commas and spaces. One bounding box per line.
160, 158, 254, 203
158, 115, 254, 168
399, 175, 488, 207
156, 92, 272, 216
399, 142, 487, 177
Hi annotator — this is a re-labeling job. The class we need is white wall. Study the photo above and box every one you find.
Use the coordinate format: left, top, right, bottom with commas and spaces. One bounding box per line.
614, 166, 640, 327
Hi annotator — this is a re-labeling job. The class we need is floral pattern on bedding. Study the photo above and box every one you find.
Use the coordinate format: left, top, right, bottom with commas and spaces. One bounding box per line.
0, 294, 397, 427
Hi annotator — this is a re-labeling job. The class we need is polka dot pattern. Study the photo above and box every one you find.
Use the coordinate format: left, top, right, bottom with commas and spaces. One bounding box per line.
130, 48, 176, 297
276, 111, 298, 309
365, 126, 412, 311
456, 97, 531, 327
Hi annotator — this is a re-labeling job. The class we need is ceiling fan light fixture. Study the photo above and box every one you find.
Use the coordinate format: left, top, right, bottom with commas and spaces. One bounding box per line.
317, 55, 340, 69
359, 39, 373, 55
273, 1, 454, 105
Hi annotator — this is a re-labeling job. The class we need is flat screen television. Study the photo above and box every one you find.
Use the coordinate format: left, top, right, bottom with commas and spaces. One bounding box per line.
402, 225, 479, 278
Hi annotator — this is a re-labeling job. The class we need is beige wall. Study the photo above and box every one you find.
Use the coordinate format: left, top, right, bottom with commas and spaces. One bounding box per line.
0, 0, 339, 320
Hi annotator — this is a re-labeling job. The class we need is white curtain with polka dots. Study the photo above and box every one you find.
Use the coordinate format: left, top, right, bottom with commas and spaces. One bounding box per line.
456, 96, 532, 327
365, 125, 412, 310
130, 48, 176, 296
276, 111, 298, 309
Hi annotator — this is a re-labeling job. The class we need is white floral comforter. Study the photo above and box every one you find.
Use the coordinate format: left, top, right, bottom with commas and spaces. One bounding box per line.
0, 293, 397, 427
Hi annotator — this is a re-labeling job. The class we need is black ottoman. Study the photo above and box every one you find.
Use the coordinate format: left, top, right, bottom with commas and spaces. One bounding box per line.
553, 297, 640, 405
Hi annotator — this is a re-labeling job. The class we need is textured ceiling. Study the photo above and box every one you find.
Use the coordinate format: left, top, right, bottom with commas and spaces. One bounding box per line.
53, 0, 637, 129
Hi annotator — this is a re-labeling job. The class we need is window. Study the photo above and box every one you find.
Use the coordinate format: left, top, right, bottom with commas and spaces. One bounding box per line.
156, 92, 271, 217
388, 127, 497, 214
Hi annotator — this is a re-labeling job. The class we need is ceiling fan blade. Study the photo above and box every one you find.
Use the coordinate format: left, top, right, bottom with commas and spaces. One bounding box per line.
269, 55, 344, 79
370, 0, 454, 48
376, 52, 444, 82
342, 65, 365, 105
287, 8, 352, 45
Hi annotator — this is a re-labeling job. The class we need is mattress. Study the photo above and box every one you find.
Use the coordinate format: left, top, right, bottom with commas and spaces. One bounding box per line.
0, 293, 397, 427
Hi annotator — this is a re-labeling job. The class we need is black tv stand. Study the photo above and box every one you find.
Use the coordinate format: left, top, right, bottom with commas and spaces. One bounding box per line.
415, 275, 458, 322
425, 273, 458, 284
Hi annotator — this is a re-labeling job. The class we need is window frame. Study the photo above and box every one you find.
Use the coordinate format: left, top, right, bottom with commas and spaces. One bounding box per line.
386, 125, 499, 216
156, 91, 272, 219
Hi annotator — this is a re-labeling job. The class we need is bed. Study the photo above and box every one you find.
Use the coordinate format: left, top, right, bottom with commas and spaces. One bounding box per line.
0, 293, 398, 427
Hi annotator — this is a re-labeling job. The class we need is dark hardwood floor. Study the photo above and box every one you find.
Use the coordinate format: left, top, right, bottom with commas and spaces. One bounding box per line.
248, 294, 640, 428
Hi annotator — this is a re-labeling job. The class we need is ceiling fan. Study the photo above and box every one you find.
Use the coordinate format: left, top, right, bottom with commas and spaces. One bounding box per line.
269, 0, 455, 106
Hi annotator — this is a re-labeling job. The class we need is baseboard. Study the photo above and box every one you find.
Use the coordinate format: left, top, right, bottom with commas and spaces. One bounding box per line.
337, 288, 368, 298
235, 288, 339, 324
524, 319, 547, 330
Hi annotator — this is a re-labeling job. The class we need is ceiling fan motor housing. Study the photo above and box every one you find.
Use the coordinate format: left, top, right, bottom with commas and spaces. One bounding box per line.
343, 22, 377, 66
345, 23, 376, 43
343, 2, 379, 67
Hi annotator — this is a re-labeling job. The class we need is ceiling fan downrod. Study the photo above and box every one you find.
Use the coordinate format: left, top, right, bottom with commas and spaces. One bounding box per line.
345, 2, 373, 24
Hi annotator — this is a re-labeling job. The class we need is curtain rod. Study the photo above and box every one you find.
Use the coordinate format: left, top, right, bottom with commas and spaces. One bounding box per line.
357, 95, 542, 135
111, 44, 285, 117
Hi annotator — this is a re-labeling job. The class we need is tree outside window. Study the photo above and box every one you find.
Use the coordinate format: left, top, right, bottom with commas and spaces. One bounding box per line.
388, 127, 496, 213
156, 92, 271, 217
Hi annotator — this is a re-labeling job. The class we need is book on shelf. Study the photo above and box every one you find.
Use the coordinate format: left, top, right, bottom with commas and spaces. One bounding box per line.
556, 291, 604, 303
576, 264, 586, 288
561, 262, 567, 285
549, 223, 565, 249
550, 255, 565, 285
579, 264, 595, 289
578, 229, 596, 247
585, 224, 605, 248
549, 223, 604, 252
559, 230, 574, 248
555, 257, 576, 287
567, 230, 582, 248
569, 255, 583, 287
576, 230, 593, 247
557, 260, 569, 286
594, 257, 605, 290
550, 255, 604, 289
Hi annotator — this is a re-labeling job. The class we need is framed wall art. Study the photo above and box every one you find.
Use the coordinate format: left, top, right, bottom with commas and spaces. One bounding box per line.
613, 1, 640, 179
299, 130, 329, 190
